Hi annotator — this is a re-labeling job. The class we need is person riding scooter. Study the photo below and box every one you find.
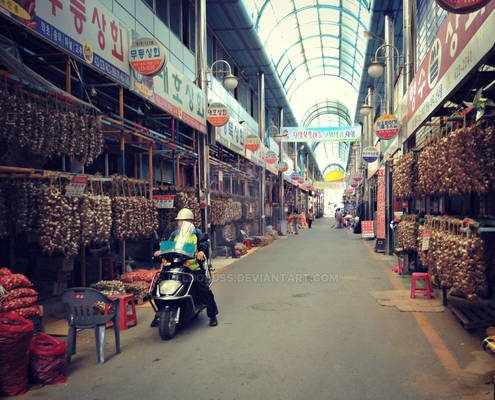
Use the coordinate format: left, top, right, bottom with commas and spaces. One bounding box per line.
153, 208, 218, 327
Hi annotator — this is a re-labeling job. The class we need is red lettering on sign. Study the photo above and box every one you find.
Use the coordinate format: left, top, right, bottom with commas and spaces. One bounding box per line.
111, 20, 124, 62
70, 0, 86, 35
92, 8, 107, 50
49, 0, 63, 16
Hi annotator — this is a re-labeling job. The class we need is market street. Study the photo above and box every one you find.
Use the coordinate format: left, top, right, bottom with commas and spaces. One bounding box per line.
22, 219, 492, 400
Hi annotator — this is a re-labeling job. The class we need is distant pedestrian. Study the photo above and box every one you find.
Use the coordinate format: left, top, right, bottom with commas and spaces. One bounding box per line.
335, 208, 343, 229
307, 209, 314, 229
287, 212, 294, 234
292, 211, 299, 235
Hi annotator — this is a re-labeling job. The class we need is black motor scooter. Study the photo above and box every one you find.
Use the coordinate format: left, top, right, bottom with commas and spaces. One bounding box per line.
147, 233, 213, 340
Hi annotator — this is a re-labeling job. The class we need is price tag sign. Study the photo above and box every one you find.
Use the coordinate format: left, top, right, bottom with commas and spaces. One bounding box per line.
65, 177, 88, 197
421, 229, 431, 251
361, 221, 375, 239
153, 195, 174, 209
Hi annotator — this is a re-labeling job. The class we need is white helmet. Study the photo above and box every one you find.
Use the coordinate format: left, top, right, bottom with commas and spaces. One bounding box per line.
175, 208, 194, 221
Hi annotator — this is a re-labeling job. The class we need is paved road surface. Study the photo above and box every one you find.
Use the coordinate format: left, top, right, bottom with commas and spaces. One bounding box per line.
22, 219, 491, 400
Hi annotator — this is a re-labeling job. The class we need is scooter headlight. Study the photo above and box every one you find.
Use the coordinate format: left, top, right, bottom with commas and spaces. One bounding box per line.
159, 280, 182, 295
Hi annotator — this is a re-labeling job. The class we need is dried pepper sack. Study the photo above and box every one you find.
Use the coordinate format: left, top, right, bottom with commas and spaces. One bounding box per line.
1, 296, 38, 312
29, 333, 67, 385
0, 313, 34, 396
0, 274, 33, 291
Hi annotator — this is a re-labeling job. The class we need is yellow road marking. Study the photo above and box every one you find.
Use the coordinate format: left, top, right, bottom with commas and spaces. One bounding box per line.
362, 239, 463, 377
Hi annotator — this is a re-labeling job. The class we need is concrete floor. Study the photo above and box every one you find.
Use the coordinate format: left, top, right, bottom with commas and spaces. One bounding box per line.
22, 219, 494, 400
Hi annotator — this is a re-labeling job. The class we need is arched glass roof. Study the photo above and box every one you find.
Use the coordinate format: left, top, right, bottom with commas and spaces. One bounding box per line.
243, 0, 371, 174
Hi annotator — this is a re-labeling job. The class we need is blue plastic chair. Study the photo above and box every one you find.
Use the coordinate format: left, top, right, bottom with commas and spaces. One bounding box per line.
60, 287, 120, 364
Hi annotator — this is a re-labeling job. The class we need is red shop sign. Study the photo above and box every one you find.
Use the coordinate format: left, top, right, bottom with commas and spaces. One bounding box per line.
245, 134, 260, 151
376, 168, 386, 239
436, 0, 492, 14
407, 3, 495, 133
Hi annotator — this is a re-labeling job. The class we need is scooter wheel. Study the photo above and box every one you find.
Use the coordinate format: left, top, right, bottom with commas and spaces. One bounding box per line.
159, 309, 177, 340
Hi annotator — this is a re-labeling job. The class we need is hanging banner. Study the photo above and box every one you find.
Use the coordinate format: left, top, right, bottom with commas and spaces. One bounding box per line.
129, 37, 166, 76
375, 114, 400, 140
376, 168, 386, 239
207, 102, 229, 127
130, 53, 206, 134
313, 181, 344, 190
4, 0, 133, 87
281, 126, 361, 142
407, 3, 495, 136
436, 0, 492, 13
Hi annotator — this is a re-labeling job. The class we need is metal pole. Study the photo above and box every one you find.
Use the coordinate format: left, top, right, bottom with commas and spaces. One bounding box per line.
403, 0, 416, 97
384, 14, 394, 115
258, 72, 266, 235
195, 0, 210, 237
367, 87, 374, 222
278, 108, 284, 233
384, 14, 394, 255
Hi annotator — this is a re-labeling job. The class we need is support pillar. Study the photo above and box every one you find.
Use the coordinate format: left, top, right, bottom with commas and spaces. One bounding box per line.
384, 15, 394, 256
278, 108, 285, 234
195, 0, 210, 238
258, 72, 266, 235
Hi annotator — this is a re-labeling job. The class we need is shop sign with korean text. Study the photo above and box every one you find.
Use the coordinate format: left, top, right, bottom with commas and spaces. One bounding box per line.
313, 181, 344, 190
266, 163, 278, 175
129, 37, 166, 76
245, 134, 261, 151
407, 3, 495, 136
246, 142, 265, 167
361, 221, 375, 239
376, 168, 386, 239
153, 195, 174, 209
5, 0, 132, 87
421, 229, 432, 251
216, 119, 246, 157
280, 126, 361, 142
363, 146, 379, 163
65, 176, 88, 197
130, 54, 206, 134
436, 0, 491, 13
207, 102, 229, 127
375, 114, 400, 140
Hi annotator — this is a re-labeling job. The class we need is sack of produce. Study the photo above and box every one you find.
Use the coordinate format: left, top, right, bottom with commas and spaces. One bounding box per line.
29, 333, 67, 384
0, 313, 34, 396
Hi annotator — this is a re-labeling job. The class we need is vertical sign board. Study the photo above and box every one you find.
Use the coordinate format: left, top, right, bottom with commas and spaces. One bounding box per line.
407, 3, 495, 136
376, 168, 386, 239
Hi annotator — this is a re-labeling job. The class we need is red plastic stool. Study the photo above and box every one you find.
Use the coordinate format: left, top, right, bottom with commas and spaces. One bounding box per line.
410, 272, 432, 299
242, 239, 252, 250
104, 294, 137, 330
102, 257, 116, 280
